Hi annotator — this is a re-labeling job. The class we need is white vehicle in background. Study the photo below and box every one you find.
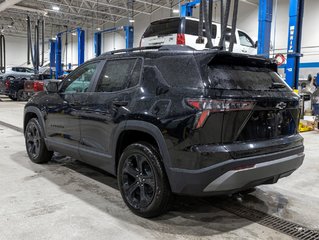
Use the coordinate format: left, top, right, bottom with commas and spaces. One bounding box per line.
140, 17, 257, 55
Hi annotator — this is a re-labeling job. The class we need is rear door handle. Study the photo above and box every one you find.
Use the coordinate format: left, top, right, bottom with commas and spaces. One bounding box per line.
112, 100, 128, 107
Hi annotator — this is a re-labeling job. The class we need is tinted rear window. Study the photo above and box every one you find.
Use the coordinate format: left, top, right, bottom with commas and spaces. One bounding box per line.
207, 65, 289, 91
143, 18, 180, 38
143, 18, 217, 38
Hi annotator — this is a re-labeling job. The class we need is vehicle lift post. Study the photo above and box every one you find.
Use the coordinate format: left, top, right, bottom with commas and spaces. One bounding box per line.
49, 39, 56, 79
94, 26, 134, 57
55, 27, 85, 78
257, 0, 273, 58
285, 0, 304, 89
180, 0, 201, 17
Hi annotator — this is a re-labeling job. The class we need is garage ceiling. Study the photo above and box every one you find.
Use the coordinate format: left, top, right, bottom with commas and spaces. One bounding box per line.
0, 0, 258, 38
0, 0, 182, 38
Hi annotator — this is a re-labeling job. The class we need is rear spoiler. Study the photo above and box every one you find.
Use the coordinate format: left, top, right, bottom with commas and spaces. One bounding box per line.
195, 50, 278, 72
205, 51, 278, 72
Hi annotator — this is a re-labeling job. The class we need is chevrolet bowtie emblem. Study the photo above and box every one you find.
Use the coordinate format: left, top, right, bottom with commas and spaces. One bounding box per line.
276, 102, 287, 110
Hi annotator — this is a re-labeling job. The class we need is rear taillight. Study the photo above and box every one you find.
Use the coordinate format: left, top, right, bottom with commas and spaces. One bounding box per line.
177, 33, 185, 45
33, 81, 44, 92
5, 79, 10, 90
186, 99, 255, 128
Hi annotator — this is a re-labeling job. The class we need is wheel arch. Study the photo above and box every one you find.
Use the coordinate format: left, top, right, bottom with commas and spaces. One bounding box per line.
112, 120, 172, 177
24, 106, 46, 137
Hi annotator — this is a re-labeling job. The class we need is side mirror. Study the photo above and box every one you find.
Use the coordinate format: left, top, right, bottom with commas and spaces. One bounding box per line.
45, 80, 60, 93
254, 41, 258, 48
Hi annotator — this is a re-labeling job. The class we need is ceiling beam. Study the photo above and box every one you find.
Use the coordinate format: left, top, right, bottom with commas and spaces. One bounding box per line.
10, 5, 48, 15
37, 0, 127, 19
76, 0, 151, 15
134, 0, 172, 10
0, 0, 23, 12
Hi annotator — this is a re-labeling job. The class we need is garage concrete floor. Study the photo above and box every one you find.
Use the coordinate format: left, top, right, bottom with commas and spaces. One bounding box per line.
0, 96, 319, 240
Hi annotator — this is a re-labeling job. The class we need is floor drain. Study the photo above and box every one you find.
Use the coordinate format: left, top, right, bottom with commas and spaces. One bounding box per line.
218, 202, 319, 240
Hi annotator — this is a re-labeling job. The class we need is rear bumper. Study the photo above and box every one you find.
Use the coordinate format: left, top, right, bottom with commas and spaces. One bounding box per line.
167, 146, 304, 196
203, 153, 304, 192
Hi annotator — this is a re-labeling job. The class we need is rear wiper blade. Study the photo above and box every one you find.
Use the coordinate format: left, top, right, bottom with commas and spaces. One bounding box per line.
271, 82, 286, 89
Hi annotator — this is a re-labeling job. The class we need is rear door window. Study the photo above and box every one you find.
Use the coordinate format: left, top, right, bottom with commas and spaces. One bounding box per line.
96, 58, 142, 92
155, 55, 203, 88
25, 68, 34, 73
185, 20, 217, 38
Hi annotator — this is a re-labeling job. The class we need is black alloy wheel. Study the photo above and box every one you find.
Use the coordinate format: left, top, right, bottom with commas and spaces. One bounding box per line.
118, 142, 171, 218
26, 120, 41, 159
122, 153, 156, 209
25, 118, 53, 164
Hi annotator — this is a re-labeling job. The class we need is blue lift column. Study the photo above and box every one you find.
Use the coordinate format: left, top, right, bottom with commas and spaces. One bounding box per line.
55, 33, 62, 79
180, 0, 200, 17
77, 28, 85, 66
285, 0, 304, 89
124, 26, 134, 50
94, 32, 102, 57
257, 0, 273, 57
49, 40, 56, 79
94, 26, 134, 57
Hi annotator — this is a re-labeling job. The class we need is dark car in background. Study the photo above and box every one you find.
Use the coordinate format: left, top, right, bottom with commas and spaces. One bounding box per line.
0, 67, 35, 100
0, 76, 29, 101
23, 46, 304, 218
24, 67, 52, 97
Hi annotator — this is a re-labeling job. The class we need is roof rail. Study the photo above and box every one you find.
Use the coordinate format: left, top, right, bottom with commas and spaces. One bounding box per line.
102, 46, 162, 56
101, 45, 196, 56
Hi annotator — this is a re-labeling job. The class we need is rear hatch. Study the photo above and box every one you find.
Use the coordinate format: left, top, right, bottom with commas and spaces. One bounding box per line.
141, 18, 181, 46
191, 52, 301, 157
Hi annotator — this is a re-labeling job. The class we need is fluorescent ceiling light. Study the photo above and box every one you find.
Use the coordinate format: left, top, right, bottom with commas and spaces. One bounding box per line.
173, 9, 180, 14
72, 32, 77, 36
96, 27, 101, 31
52, 6, 60, 11
129, 19, 135, 23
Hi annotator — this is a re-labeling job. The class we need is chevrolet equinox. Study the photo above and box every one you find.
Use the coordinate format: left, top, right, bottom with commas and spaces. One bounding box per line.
24, 45, 305, 218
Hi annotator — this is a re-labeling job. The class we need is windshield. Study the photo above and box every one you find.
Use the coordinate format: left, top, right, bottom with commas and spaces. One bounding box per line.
207, 65, 290, 91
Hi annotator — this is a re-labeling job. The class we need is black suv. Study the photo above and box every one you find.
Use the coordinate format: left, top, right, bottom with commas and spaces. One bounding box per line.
24, 46, 305, 218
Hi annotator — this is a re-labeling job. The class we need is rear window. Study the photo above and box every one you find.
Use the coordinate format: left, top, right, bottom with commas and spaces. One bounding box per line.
143, 18, 217, 38
207, 65, 289, 91
143, 18, 180, 38
154, 55, 203, 88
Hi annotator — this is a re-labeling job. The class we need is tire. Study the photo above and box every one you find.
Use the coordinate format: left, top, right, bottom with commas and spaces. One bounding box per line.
25, 118, 53, 164
118, 142, 171, 218
8, 95, 17, 101
17, 89, 27, 101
